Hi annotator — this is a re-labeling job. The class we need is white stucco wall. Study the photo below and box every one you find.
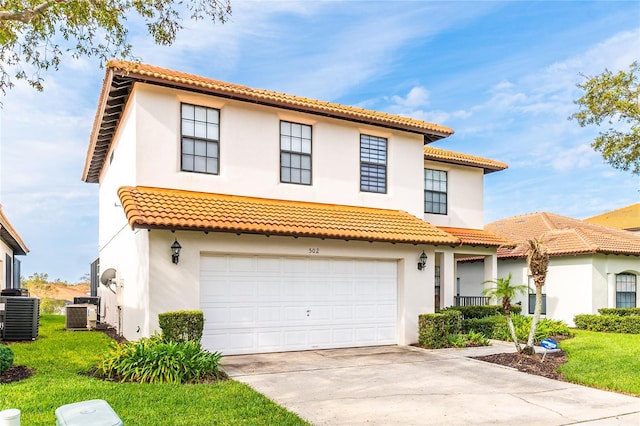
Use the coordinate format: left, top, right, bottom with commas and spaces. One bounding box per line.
131, 84, 425, 218
423, 160, 484, 229
458, 254, 640, 326
131, 230, 437, 346
0, 239, 12, 288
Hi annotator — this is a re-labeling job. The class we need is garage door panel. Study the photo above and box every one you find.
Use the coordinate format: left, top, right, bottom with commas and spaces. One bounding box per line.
200, 255, 397, 355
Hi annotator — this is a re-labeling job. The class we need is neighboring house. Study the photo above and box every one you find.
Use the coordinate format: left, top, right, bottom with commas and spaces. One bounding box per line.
82, 61, 508, 355
585, 203, 640, 232
457, 212, 640, 326
0, 205, 28, 289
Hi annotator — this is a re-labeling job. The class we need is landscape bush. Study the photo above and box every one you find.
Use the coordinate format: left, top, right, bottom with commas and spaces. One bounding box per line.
158, 310, 204, 343
597, 308, 640, 317
462, 315, 572, 343
0, 345, 13, 374
96, 335, 222, 384
418, 310, 462, 348
40, 297, 67, 314
574, 314, 640, 334
442, 304, 521, 319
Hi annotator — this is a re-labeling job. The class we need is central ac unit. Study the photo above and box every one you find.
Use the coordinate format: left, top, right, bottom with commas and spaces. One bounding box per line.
66, 304, 97, 331
0, 296, 40, 341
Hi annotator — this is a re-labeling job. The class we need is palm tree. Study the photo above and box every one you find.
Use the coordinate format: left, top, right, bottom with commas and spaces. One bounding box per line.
521, 239, 549, 355
482, 273, 529, 353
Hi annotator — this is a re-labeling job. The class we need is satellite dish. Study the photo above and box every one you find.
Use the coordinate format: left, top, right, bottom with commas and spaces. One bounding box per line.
100, 268, 117, 287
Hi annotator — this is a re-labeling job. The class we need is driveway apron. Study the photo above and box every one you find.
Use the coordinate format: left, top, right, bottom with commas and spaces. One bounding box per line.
223, 344, 640, 425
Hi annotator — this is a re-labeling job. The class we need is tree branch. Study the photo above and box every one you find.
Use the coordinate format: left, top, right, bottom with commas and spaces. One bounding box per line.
0, 0, 72, 24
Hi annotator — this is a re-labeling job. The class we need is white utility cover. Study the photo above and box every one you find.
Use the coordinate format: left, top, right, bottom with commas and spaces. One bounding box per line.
199, 255, 398, 355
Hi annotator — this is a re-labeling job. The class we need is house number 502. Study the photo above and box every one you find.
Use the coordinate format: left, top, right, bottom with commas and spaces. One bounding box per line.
308, 248, 320, 254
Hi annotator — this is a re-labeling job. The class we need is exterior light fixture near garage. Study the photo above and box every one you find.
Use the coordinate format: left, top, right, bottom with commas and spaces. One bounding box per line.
171, 239, 182, 264
417, 251, 427, 271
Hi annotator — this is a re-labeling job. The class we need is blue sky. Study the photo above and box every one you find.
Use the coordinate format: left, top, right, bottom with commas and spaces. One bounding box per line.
0, 1, 638, 283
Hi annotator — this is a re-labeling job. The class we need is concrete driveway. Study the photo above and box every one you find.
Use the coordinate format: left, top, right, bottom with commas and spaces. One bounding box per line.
223, 343, 640, 425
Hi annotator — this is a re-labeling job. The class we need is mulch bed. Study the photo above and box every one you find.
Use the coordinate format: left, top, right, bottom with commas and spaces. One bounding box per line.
472, 350, 567, 381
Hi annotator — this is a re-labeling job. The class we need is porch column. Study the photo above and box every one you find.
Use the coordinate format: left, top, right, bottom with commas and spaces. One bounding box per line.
441, 250, 455, 308
484, 254, 497, 283
607, 273, 616, 308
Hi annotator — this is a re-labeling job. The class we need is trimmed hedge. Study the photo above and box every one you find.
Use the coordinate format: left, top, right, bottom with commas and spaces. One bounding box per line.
442, 304, 521, 319
574, 314, 640, 334
0, 345, 13, 374
158, 310, 204, 344
597, 308, 640, 317
418, 310, 462, 348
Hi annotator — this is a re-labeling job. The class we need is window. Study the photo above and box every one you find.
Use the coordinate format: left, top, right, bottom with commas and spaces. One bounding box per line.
360, 134, 387, 193
280, 121, 312, 185
181, 103, 220, 174
616, 273, 637, 308
424, 169, 447, 214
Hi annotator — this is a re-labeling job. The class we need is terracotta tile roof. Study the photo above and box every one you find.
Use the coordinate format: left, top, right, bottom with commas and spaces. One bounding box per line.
438, 227, 514, 247
117, 186, 461, 245
82, 60, 454, 183
486, 212, 640, 258
584, 203, 640, 231
0, 205, 28, 255
424, 147, 508, 174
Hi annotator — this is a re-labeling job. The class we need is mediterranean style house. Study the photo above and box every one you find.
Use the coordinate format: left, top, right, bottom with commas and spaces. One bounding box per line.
82, 61, 508, 355
0, 205, 28, 290
457, 212, 640, 326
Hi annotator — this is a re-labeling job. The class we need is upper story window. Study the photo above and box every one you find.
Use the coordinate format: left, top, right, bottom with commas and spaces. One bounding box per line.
616, 273, 637, 308
424, 169, 447, 214
360, 134, 387, 193
280, 121, 312, 185
181, 103, 220, 175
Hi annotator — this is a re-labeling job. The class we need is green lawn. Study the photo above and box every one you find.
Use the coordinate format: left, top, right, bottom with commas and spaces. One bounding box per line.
559, 329, 640, 396
0, 315, 309, 425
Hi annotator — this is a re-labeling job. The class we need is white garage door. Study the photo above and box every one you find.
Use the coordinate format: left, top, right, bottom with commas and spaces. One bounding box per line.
200, 255, 397, 355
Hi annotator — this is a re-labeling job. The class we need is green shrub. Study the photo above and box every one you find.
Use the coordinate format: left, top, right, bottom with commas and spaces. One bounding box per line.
446, 333, 467, 348
418, 311, 462, 348
40, 297, 66, 314
158, 310, 204, 343
462, 315, 572, 343
466, 330, 491, 346
574, 314, 640, 333
597, 308, 640, 317
442, 304, 521, 319
0, 345, 13, 374
96, 335, 222, 383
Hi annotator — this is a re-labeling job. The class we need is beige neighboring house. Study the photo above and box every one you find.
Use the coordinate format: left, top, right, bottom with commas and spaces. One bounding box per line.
457, 212, 640, 326
585, 203, 640, 232
0, 205, 28, 290
82, 61, 508, 355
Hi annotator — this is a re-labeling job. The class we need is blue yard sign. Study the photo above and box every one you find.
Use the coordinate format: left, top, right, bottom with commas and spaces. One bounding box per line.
540, 338, 558, 350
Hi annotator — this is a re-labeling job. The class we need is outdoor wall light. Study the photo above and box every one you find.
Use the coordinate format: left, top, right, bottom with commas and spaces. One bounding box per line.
417, 251, 428, 271
171, 239, 182, 264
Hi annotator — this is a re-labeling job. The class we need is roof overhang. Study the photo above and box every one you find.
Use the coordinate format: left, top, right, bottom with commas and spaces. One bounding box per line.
0, 206, 28, 255
117, 186, 461, 246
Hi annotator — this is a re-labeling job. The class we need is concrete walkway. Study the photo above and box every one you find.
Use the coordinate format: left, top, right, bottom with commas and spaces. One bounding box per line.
223, 343, 640, 425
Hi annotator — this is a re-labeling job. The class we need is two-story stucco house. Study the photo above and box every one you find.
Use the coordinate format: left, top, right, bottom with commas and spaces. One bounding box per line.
82, 61, 508, 355
0, 205, 28, 290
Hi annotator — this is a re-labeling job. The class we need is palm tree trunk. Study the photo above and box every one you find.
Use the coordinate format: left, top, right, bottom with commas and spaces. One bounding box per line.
506, 315, 521, 353
522, 284, 543, 355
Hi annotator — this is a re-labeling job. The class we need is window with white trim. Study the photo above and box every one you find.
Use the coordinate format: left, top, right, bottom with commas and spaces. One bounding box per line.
360, 134, 387, 193
280, 121, 312, 185
181, 103, 220, 174
424, 169, 447, 214
616, 273, 637, 308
